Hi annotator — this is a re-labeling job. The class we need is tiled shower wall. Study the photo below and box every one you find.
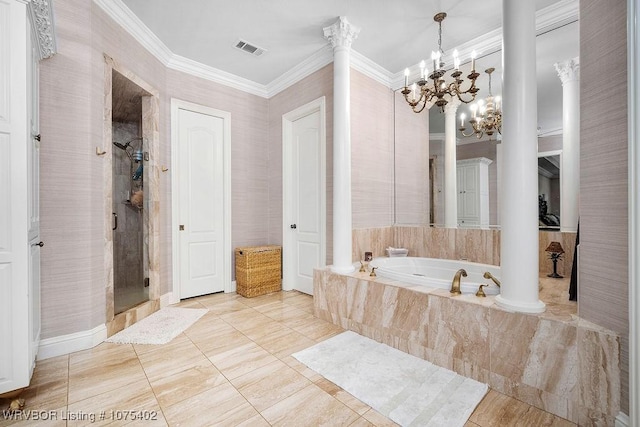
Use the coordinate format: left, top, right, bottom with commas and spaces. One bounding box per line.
112, 122, 144, 291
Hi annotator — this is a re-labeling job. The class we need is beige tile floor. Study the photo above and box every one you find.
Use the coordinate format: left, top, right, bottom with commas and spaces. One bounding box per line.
1, 290, 575, 427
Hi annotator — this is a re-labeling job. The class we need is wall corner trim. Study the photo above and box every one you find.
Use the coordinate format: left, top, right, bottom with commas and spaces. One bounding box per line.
615, 412, 630, 427
160, 292, 180, 307
37, 324, 107, 360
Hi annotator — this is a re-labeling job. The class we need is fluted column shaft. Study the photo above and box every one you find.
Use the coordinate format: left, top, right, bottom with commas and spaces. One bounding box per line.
324, 17, 360, 273
496, 0, 545, 313
444, 98, 461, 228
554, 57, 580, 232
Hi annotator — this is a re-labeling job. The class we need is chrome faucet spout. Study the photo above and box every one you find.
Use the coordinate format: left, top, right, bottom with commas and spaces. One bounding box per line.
450, 268, 467, 295
483, 271, 501, 287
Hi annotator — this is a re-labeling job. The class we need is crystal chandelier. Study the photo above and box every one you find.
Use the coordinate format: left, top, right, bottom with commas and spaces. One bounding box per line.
459, 67, 502, 139
401, 12, 480, 113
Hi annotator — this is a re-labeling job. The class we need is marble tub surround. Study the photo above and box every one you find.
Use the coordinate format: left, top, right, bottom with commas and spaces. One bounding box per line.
352, 227, 394, 262
353, 226, 577, 276
314, 268, 620, 424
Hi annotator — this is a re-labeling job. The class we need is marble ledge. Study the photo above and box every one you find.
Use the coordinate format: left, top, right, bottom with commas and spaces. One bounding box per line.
315, 266, 580, 326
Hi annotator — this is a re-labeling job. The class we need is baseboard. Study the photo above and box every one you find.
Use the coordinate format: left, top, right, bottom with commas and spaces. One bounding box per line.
37, 324, 107, 360
615, 412, 629, 427
160, 291, 180, 307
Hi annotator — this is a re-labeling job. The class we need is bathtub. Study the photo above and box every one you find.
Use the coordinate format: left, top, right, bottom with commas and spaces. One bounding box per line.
369, 257, 501, 295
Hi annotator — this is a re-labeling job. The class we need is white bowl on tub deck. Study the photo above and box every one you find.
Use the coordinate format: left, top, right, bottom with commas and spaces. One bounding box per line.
386, 247, 409, 257
370, 257, 501, 295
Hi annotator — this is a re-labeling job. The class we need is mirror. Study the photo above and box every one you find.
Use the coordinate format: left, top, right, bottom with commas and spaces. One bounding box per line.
393, 20, 579, 228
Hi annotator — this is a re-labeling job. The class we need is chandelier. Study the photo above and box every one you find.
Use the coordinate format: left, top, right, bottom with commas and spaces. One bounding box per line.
401, 12, 480, 113
459, 67, 502, 139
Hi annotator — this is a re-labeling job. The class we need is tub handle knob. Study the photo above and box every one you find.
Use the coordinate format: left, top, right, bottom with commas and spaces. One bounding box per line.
359, 261, 366, 273
476, 284, 488, 297
370, 267, 378, 277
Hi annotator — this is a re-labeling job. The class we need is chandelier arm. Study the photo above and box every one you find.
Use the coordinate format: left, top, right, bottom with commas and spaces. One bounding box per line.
408, 89, 430, 113
460, 127, 476, 137
444, 78, 479, 104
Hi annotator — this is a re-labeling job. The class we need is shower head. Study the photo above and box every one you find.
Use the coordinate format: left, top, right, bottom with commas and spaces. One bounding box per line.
126, 136, 144, 145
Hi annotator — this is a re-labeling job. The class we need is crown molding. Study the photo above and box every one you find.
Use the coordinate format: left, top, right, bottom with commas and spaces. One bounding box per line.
28, 0, 57, 59
350, 49, 394, 88
538, 165, 555, 178
168, 54, 268, 98
265, 47, 333, 98
94, 0, 578, 98
538, 127, 563, 137
93, 0, 173, 65
391, 0, 579, 91
536, 0, 579, 34
93, 0, 268, 97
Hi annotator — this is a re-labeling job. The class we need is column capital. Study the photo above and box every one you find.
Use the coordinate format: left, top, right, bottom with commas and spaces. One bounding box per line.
443, 97, 462, 115
323, 16, 360, 50
554, 57, 580, 85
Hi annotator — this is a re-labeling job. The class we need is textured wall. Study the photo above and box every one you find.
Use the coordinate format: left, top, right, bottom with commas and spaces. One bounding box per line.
394, 92, 430, 225
39, 0, 270, 338
350, 70, 394, 229
40, 0, 111, 338
266, 64, 334, 263
165, 70, 269, 280
579, 0, 629, 414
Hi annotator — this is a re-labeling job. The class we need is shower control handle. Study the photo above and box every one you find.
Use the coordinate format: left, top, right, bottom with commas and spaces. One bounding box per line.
32, 241, 44, 247
112, 212, 118, 231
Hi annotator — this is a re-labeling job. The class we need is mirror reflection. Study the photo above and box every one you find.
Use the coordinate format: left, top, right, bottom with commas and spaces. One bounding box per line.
394, 20, 579, 229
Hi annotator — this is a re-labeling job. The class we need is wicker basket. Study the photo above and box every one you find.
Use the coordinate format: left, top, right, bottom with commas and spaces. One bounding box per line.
235, 245, 282, 298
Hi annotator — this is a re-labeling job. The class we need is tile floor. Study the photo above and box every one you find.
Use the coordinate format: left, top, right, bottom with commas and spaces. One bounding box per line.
1, 290, 575, 426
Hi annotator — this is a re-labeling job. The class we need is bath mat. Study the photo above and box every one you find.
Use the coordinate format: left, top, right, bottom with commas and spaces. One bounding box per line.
106, 307, 207, 345
293, 331, 488, 427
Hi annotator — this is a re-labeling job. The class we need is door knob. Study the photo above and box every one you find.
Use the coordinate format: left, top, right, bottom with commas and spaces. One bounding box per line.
32, 241, 44, 247
290, 224, 297, 229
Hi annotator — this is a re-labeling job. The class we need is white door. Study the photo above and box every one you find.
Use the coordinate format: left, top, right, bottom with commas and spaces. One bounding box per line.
177, 108, 225, 299
283, 99, 326, 295
0, 0, 39, 394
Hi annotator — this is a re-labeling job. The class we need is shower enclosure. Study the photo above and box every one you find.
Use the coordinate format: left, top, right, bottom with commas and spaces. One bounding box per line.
111, 70, 149, 314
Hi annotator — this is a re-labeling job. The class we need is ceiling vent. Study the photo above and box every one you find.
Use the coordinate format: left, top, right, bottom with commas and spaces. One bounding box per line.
234, 39, 266, 57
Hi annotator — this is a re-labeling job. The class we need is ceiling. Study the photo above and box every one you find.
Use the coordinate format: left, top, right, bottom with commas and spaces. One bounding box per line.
119, 0, 579, 134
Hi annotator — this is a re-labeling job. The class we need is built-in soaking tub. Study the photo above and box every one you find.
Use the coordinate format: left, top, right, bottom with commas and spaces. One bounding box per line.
369, 257, 501, 295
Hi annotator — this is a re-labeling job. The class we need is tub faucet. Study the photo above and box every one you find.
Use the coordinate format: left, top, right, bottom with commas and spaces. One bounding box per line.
450, 269, 467, 295
483, 271, 501, 287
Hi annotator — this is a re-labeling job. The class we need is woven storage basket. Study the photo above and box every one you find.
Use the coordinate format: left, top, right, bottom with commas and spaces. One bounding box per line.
235, 245, 282, 298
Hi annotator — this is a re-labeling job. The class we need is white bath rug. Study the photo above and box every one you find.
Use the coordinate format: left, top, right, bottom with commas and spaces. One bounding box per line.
106, 307, 207, 345
293, 331, 488, 427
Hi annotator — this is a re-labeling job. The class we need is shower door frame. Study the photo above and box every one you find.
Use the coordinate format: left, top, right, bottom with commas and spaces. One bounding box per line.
103, 55, 161, 336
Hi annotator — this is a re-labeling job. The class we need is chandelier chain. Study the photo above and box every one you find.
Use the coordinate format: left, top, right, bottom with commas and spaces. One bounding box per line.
437, 20, 444, 56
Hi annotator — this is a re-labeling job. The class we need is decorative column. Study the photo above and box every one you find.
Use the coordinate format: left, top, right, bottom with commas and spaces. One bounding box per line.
324, 17, 360, 273
444, 98, 461, 228
496, 0, 545, 313
554, 57, 580, 232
